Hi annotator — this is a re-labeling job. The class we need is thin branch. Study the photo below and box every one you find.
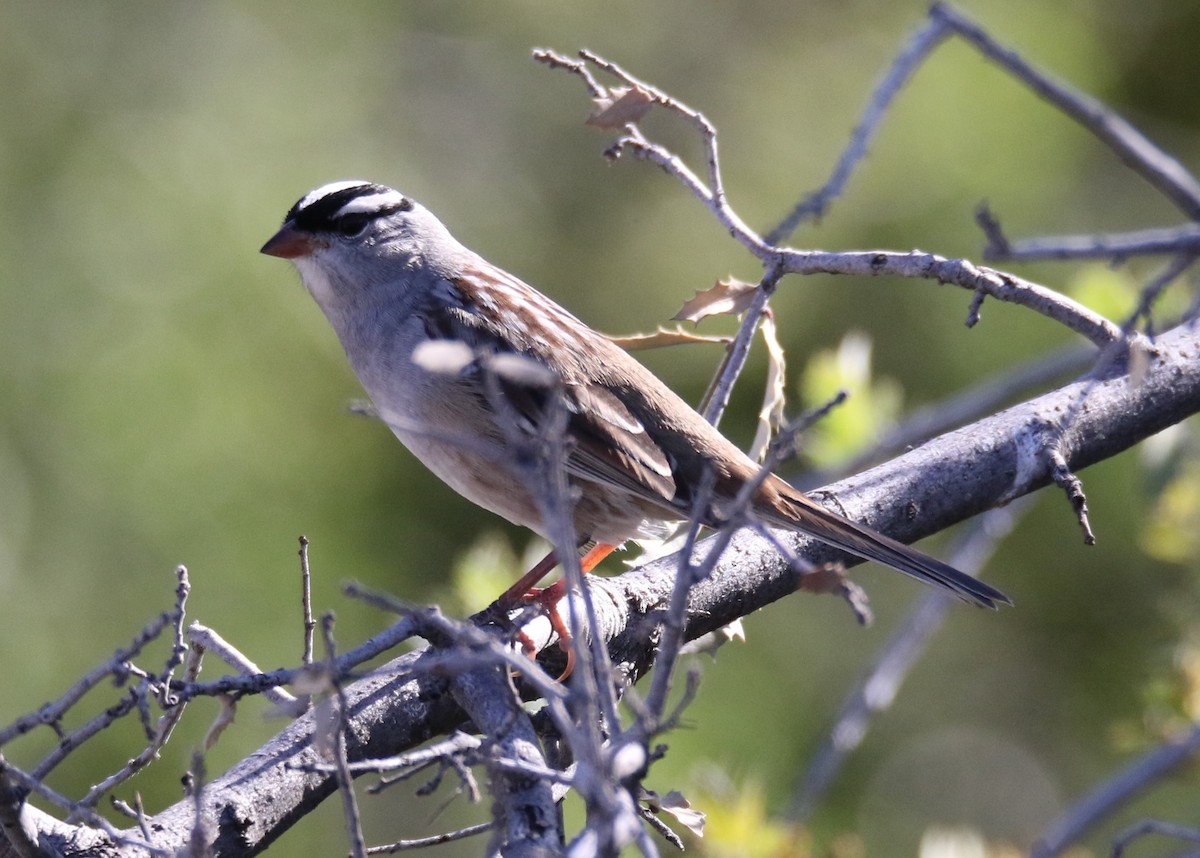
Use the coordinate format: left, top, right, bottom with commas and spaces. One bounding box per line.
1047, 449, 1095, 545
535, 48, 769, 257
1031, 723, 1200, 858
186, 754, 211, 858
1112, 820, 1200, 858
320, 614, 367, 858
169, 613, 421, 703
158, 566, 192, 702
775, 248, 1122, 346
364, 822, 491, 854
300, 536, 316, 666
0, 612, 172, 748
72, 644, 204, 813
931, 2, 1200, 221
982, 219, 1200, 263
700, 264, 785, 428
789, 502, 1028, 821
1124, 253, 1199, 333
767, 13, 952, 241
800, 344, 1093, 489
576, 50, 735, 239
186, 623, 298, 708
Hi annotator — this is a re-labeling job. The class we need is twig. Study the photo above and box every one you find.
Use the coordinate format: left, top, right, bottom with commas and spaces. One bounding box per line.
530, 48, 603, 98
111, 792, 151, 842
576, 49, 762, 256
300, 536, 316, 665
0, 611, 172, 747
186, 753, 211, 858
1112, 819, 1200, 857
931, 2, 1200, 221
640, 475, 718, 727
308, 731, 481, 777
789, 502, 1026, 821
700, 264, 785, 429
341, 588, 573, 715
982, 220, 1200, 263
170, 613, 421, 703
642, 394, 845, 731
364, 822, 492, 853
767, 12, 952, 241
158, 565, 192, 702
1124, 252, 1199, 334
1047, 449, 1095, 545
775, 247, 1122, 346
33, 685, 149, 781
800, 344, 1093, 489
186, 622, 298, 707
72, 643, 205, 812
535, 48, 768, 257
320, 614, 367, 858
1031, 723, 1200, 857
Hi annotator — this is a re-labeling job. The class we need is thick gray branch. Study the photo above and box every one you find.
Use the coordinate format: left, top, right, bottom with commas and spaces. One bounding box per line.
7, 322, 1199, 858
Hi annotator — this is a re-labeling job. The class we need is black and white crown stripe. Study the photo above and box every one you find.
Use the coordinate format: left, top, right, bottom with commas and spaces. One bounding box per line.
284, 181, 412, 235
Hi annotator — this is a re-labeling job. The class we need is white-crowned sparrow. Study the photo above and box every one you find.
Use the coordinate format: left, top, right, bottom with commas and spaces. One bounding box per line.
261, 180, 1009, 610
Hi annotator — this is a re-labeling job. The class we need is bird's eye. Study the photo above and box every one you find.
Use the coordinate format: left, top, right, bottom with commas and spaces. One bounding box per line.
333, 212, 373, 237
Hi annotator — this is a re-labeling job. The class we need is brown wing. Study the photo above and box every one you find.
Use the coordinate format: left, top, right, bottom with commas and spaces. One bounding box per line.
433, 268, 1010, 609
424, 274, 679, 508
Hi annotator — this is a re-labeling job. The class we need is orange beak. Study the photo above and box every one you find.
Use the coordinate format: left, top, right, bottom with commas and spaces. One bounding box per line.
260, 224, 319, 259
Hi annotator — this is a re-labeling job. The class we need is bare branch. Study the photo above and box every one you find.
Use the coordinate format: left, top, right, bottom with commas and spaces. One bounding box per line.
700, 265, 785, 428
1047, 449, 1095, 545
775, 248, 1122, 346
448, 666, 561, 854
186, 623, 298, 709
364, 822, 491, 854
931, 2, 1200, 221
169, 613, 422, 704
1112, 820, 1200, 857
789, 502, 1028, 821
0, 612, 172, 748
768, 13, 952, 240
72, 644, 204, 813
300, 536, 316, 666
1031, 723, 1200, 858
319, 615, 367, 858
982, 218, 1200, 263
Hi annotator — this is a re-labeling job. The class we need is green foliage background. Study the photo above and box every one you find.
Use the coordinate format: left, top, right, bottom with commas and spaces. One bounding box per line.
1, 1, 1198, 854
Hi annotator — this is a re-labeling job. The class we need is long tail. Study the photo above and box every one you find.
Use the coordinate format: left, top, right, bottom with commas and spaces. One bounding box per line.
767, 489, 1011, 609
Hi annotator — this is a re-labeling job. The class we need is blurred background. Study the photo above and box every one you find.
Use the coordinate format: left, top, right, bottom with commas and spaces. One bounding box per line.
2, 1, 1199, 855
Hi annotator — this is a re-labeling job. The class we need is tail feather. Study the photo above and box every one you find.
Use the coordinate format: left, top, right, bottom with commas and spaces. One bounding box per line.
768, 491, 1011, 609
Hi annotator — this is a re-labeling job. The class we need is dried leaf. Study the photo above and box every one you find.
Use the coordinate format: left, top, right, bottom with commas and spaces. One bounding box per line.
749, 312, 787, 463
585, 86, 655, 128
796, 563, 848, 596
659, 790, 706, 837
673, 278, 758, 323
204, 695, 237, 752
608, 326, 731, 351
719, 619, 746, 643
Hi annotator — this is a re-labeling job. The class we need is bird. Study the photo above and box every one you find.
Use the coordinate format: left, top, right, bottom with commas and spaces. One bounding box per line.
260, 180, 1010, 625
